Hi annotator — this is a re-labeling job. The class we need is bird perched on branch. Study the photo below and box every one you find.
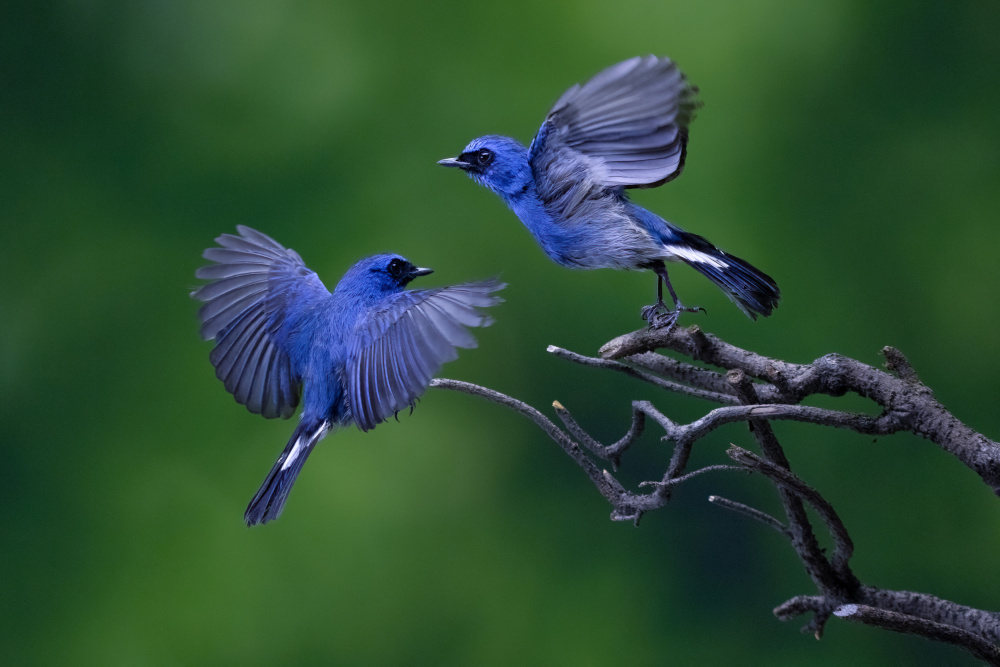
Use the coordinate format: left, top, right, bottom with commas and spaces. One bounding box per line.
440, 55, 779, 329
192, 226, 504, 525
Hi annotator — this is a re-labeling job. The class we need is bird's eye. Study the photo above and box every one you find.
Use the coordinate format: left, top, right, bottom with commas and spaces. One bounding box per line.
477, 149, 494, 166
387, 258, 405, 278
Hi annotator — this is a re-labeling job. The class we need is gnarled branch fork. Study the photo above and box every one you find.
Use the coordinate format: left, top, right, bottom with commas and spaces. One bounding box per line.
431, 324, 1000, 664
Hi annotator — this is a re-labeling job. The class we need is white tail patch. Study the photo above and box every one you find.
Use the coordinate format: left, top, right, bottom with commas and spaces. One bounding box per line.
664, 245, 729, 269
280, 424, 328, 471
280, 437, 306, 471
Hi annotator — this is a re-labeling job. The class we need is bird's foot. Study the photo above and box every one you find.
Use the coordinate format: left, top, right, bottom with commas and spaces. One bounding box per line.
647, 309, 680, 330
641, 301, 677, 330
640, 302, 663, 322
680, 303, 707, 317
640, 301, 705, 330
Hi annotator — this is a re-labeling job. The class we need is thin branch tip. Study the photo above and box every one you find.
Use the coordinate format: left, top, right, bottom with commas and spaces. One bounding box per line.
881, 345, 922, 384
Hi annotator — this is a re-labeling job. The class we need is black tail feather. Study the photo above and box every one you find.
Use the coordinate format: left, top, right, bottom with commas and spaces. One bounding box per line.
245, 419, 328, 526
690, 251, 780, 320
669, 233, 780, 319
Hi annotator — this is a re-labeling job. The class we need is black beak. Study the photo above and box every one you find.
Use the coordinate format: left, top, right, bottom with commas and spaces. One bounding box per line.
411, 267, 434, 278
437, 157, 470, 169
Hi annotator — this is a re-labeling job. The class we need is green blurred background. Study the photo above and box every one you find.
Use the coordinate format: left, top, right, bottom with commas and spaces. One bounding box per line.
3, 1, 999, 664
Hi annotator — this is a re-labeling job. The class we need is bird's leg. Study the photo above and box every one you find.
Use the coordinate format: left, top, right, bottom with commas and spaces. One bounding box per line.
641, 266, 705, 330
640, 274, 668, 324
640, 271, 678, 329
662, 269, 706, 316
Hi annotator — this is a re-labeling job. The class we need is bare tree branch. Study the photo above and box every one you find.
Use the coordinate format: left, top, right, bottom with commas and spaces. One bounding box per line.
708, 495, 790, 538
431, 324, 1000, 660
599, 325, 1000, 494
548, 345, 738, 404
725, 445, 855, 580
725, 367, 860, 614
833, 603, 1000, 665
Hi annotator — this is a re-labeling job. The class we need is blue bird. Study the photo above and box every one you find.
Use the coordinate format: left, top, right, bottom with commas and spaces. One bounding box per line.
439, 55, 779, 329
192, 226, 503, 525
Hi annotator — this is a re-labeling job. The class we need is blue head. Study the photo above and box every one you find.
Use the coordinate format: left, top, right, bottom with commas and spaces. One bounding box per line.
439, 135, 532, 200
335, 254, 433, 304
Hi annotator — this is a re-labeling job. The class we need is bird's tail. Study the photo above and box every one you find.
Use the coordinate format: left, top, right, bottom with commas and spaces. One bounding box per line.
666, 232, 780, 319
245, 418, 329, 526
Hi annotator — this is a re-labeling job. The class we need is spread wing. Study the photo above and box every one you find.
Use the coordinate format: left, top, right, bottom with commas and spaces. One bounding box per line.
346, 280, 504, 431
192, 225, 330, 419
528, 55, 700, 208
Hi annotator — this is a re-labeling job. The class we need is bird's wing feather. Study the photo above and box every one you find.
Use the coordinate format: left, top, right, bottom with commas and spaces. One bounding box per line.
346, 281, 504, 431
528, 55, 699, 200
192, 225, 330, 419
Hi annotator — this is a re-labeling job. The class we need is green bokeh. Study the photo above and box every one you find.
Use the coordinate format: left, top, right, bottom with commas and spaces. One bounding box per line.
3, 1, 999, 664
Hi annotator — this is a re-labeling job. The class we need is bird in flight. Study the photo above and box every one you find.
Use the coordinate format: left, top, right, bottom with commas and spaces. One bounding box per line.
440, 55, 778, 329
193, 226, 503, 525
